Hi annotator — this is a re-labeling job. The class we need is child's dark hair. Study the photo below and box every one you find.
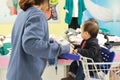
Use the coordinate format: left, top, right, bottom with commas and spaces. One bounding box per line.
87, 18, 98, 25
83, 19, 99, 38
19, 0, 49, 11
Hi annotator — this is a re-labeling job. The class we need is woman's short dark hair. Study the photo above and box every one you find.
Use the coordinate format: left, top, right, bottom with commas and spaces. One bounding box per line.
83, 19, 99, 38
19, 0, 48, 11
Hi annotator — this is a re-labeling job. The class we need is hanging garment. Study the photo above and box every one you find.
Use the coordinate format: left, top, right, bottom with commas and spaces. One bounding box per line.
72, 0, 79, 17
12, 0, 20, 14
6, 0, 17, 15
64, 0, 86, 25
7, 0, 20, 15
69, 17, 80, 29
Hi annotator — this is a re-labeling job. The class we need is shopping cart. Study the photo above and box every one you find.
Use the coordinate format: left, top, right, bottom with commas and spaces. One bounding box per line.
81, 55, 120, 80
61, 47, 120, 80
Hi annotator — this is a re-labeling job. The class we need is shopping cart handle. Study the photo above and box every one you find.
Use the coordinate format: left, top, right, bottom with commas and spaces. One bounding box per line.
61, 53, 80, 60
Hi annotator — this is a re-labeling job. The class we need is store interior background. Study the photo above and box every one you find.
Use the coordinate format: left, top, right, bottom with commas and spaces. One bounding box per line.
82, 0, 120, 37
0, 0, 67, 37
1, 0, 120, 37
0, 0, 120, 80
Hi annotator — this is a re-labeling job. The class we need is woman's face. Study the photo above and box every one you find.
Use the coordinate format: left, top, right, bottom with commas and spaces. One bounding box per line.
41, 1, 49, 12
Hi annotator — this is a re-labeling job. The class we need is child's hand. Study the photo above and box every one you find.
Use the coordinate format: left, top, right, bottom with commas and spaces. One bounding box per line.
73, 49, 78, 54
69, 44, 74, 53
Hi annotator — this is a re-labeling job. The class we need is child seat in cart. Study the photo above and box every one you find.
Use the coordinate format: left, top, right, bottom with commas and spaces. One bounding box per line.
61, 47, 116, 80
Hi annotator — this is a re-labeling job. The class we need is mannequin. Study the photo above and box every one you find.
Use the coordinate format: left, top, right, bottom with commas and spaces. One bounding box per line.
64, 0, 86, 29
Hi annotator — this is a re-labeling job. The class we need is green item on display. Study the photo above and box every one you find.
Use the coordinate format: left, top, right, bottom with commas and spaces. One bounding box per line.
0, 43, 11, 55
0, 47, 4, 55
50, 0, 58, 5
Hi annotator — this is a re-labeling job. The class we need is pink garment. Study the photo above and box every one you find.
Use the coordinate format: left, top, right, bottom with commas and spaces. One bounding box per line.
0, 57, 10, 67
114, 53, 120, 61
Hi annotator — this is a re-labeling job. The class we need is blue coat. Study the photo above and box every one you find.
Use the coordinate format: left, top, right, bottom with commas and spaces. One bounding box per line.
64, 0, 86, 25
7, 7, 69, 80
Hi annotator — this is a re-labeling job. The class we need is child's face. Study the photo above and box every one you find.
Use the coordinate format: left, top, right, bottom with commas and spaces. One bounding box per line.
81, 25, 91, 40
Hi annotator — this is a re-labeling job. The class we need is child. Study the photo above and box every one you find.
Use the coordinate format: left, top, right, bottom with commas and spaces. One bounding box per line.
61, 19, 103, 80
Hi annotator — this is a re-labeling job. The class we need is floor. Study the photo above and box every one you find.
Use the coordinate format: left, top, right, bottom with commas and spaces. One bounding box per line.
0, 65, 66, 80
42, 65, 66, 80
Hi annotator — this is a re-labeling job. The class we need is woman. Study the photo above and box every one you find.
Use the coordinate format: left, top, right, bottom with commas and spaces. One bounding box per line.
7, 0, 72, 80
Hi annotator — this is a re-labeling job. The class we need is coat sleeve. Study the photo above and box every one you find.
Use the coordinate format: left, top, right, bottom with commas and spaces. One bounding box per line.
82, 0, 86, 11
63, 0, 68, 10
77, 42, 99, 59
22, 13, 69, 58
